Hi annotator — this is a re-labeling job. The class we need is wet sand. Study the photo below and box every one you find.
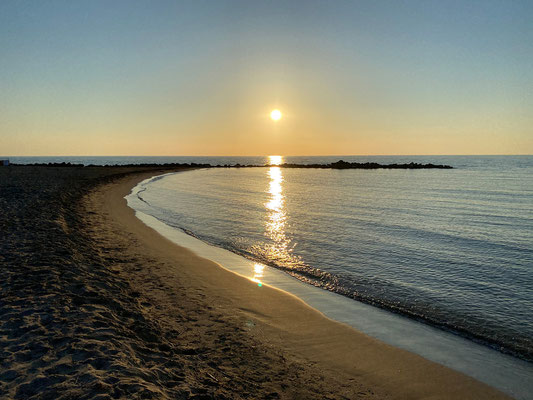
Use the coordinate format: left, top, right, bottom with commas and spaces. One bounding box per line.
0, 166, 511, 399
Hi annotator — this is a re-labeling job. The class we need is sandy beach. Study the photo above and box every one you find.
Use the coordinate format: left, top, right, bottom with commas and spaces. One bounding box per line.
0, 166, 511, 399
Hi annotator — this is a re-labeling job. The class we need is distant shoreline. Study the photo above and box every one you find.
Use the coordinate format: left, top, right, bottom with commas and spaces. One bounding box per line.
9, 159, 453, 169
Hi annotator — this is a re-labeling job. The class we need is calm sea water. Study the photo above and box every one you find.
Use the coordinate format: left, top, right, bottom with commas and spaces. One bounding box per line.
5, 154, 527, 168
123, 155, 532, 362
10, 155, 532, 361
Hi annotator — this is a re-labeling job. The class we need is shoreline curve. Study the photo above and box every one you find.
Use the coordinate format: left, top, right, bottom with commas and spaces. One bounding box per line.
99, 169, 511, 399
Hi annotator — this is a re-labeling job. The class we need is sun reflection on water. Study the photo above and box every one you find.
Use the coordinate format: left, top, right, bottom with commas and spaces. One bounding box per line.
268, 155, 283, 165
264, 165, 293, 264
250, 155, 299, 286
251, 263, 265, 287
266, 167, 285, 243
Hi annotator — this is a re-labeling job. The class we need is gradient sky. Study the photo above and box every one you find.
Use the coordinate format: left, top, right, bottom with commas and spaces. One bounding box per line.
1, 0, 532, 156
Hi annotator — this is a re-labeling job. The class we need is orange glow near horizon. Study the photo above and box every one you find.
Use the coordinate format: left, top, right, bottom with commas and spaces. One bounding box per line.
1, 104, 530, 156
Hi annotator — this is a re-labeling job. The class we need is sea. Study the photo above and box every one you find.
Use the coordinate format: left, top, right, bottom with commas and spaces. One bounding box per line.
8, 155, 533, 398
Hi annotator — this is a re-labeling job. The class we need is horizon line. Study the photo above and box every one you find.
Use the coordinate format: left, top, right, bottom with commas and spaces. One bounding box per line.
2, 154, 532, 158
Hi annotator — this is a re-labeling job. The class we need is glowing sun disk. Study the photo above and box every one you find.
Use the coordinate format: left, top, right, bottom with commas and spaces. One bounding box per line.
270, 109, 282, 121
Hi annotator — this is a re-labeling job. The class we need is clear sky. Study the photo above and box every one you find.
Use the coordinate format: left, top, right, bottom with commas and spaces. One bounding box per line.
1, 0, 532, 156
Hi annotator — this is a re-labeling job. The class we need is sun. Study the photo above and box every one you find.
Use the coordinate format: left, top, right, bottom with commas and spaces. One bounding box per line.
270, 109, 282, 121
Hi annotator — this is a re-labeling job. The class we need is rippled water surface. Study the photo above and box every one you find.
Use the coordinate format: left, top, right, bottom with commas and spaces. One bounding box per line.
130, 156, 532, 360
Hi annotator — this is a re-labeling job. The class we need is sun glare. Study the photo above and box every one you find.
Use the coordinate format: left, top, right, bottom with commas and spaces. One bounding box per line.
270, 109, 282, 121
269, 155, 282, 165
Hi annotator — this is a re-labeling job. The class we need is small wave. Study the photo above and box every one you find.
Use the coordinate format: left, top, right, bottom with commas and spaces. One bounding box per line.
172, 224, 533, 362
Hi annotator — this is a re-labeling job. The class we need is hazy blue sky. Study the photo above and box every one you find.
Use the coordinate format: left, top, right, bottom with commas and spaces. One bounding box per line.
1, 0, 531, 155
